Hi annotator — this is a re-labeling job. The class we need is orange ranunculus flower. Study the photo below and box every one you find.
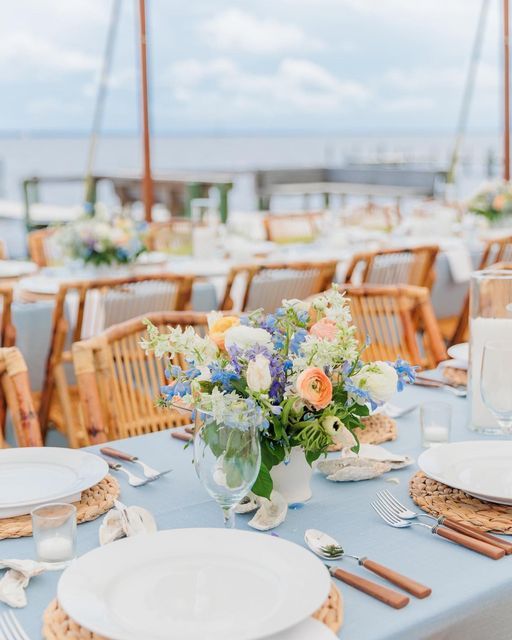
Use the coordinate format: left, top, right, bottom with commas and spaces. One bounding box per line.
493, 194, 506, 211
209, 316, 240, 350
296, 367, 333, 410
309, 317, 338, 342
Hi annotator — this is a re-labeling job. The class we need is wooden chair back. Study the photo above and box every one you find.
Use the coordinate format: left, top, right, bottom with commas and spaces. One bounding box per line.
344, 245, 439, 290
0, 240, 7, 260
450, 236, 512, 345
145, 219, 194, 255
72, 312, 207, 444
341, 284, 447, 369
221, 260, 337, 312
27, 228, 60, 267
0, 286, 16, 436
0, 347, 42, 447
38, 273, 194, 445
263, 212, 324, 244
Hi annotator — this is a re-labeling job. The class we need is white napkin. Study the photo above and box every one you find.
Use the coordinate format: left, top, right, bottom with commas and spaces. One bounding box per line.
0, 559, 51, 608
99, 501, 157, 545
444, 246, 473, 283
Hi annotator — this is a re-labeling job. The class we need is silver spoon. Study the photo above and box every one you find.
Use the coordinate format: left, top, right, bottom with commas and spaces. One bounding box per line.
304, 529, 431, 598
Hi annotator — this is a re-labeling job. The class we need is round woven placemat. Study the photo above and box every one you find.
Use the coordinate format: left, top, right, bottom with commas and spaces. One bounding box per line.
442, 367, 467, 387
0, 475, 119, 540
42, 583, 343, 639
410, 471, 512, 534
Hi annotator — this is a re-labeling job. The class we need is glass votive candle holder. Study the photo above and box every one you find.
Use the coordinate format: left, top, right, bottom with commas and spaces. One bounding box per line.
420, 401, 452, 448
31, 503, 77, 565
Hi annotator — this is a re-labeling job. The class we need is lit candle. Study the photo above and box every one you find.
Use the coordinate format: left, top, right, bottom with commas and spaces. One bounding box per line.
423, 424, 449, 445
37, 536, 75, 563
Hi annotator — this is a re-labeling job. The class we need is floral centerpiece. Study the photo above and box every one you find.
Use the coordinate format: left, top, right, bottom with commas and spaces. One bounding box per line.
468, 181, 512, 223
56, 213, 147, 267
142, 285, 414, 502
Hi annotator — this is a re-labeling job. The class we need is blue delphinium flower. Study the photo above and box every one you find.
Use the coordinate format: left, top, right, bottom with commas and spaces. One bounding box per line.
208, 362, 240, 391
344, 378, 378, 411
392, 358, 417, 391
289, 328, 308, 355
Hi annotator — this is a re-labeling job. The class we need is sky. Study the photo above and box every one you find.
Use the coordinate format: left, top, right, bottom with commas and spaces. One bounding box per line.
0, 0, 505, 134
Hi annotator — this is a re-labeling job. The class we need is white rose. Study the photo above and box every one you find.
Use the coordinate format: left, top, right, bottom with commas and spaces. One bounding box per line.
246, 354, 272, 393
282, 298, 309, 313
224, 325, 273, 351
321, 416, 357, 448
354, 361, 398, 404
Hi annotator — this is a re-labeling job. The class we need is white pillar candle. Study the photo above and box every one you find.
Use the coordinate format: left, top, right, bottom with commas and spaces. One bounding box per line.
37, 535, 74, 563
470, 317, 512, 429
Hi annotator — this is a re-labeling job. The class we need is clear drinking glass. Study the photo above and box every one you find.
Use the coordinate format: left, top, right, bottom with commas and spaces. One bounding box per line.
420, 402, 452, 448
194, 407, 262, 528
31, 503, 77, 566
480, 340, 512, 432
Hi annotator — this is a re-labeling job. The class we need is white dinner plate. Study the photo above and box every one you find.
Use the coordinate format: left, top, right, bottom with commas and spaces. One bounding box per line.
446, 343, 469, 365
58, 528, 331, 640
419, 441, 512, 505
268, 617, 337, 640
0, 448, 108, 518
18, 275, 64, 295
0, 260, 38, 278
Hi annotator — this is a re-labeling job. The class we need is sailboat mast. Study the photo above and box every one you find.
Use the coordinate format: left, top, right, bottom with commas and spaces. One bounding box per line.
504, 0, 510, 180
138, 0, 153, 221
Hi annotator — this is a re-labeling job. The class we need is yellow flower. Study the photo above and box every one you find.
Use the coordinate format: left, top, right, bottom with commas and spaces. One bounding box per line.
209, 316, 240, 350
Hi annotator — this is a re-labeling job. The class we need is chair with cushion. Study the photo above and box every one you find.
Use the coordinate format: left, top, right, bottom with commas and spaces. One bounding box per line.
263, 212, 324, 244
72, 312, 207, 445
220, 260, 337, 313
38, 273, 194, 446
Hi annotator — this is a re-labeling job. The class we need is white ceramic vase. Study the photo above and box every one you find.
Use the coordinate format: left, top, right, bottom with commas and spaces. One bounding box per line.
270, 447, 313, 505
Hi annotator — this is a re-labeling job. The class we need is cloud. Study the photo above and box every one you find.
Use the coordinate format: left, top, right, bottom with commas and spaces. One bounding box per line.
199, 9, 323, 54
0, 33, 99, 77
168, 57, 369, 116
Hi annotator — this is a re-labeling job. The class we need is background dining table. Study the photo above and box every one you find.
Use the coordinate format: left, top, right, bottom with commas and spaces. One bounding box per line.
1, 383, 512, 640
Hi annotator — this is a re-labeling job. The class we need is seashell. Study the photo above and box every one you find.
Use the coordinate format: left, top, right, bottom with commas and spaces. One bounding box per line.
99, 509, 125, 545
317, 457, 392, 481
123, 506, 157, 536
342, 444, 414, 469
235, 493, 259, 514
248, 491, 287, 531
0, 559, 49, 608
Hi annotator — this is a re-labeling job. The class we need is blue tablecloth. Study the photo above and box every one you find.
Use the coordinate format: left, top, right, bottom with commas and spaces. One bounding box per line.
1, 384, 512, 639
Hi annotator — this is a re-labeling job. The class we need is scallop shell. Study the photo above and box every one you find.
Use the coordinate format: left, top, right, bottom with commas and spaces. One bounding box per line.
248, 491, 287, 531
99, 509, 125, 545
235, 493, 259, 514
317, 457, 392, 481
343, 444, 414, 469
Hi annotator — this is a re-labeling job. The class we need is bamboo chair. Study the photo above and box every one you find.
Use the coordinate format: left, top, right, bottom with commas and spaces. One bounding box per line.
341, 284, 447, 369
344, 203, 400, 229
344, 245, 439, 290
451, 235, 512, 345
38, 273, 194, 447
0, 286, 16, 437
221, 260, 338, 313
72, 312, 207, 445
0, 240, 7, 260
263, 212, 324, 244
145, 219, 194, 255
0, 348, 42, 448
27, 228, 59, 267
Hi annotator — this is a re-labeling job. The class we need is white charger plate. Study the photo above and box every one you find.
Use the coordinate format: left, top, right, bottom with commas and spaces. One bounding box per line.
58, 528, 331, 640
0, 260, 38, 278
0, 448, 108, 518
418, 441, 512, 505
446, 343, 469, 365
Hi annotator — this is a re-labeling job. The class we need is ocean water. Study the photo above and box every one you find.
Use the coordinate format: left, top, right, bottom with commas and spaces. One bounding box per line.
0, 132, 503, 212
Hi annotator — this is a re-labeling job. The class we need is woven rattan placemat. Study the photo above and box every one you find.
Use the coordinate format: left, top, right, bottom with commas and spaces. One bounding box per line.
442, 367, 467, 387
328, 413, 397, 452
0, 475, 120, 540
42, 583, 343, 639
410, 472, 512, 534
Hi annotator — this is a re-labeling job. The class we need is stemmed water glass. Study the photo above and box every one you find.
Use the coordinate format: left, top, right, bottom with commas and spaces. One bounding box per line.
194, 406, 262, 528
480, 340, 512, 433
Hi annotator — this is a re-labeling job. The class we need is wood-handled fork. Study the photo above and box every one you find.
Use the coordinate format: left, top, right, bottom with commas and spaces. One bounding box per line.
100, 447, 172, 480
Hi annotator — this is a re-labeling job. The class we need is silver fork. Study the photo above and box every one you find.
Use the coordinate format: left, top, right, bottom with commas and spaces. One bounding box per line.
371, 497, 504, 559
0, 611, 31, 640
105, 461, 152, 487
377, 490, 512, 554
100, 447, 172, 480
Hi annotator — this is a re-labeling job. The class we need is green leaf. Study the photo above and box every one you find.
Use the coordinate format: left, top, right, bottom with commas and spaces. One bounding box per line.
251, 463, 273, 499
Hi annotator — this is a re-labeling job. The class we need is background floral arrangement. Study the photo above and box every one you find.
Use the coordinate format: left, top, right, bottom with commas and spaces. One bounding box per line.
142, 285, 414, 499
467, 180, 512, 222
56, 212, 147, 266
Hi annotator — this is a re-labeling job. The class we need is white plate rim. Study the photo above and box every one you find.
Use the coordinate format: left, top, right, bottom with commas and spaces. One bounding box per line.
418, 440, 512, 504
58, 528, 331, 640
0, 447, 108, 511
0, 260, 38, 278
446, 342, 469, 363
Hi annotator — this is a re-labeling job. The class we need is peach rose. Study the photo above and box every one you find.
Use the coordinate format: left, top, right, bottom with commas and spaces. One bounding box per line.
309, 318, 338, 342
296, 367, 333, 410
209, 316, 240, 350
